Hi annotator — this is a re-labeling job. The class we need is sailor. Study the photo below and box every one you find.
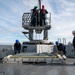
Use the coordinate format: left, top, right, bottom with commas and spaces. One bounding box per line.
72, 30, 75, 65
31, 6, 38, 26
14, 40, 21, 54
55, 41, 66, 56
40, 5, 48, 26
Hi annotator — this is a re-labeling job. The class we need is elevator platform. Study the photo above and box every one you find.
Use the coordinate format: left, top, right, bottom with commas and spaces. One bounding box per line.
3, 53, 66, 63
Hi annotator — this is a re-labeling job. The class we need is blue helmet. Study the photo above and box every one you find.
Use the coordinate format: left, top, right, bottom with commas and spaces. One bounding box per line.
16, 40, 19, 43
55, 41, 59, 45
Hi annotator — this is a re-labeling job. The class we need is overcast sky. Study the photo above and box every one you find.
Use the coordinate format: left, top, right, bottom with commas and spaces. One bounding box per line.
0, 0, 75, 45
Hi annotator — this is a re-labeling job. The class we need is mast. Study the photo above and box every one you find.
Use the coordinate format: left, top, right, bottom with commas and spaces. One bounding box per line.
38, 0, 41, 10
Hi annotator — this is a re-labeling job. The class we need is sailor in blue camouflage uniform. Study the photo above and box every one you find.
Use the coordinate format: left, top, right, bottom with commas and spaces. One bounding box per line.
14, 40, 21, 54
55, 41, 66, 56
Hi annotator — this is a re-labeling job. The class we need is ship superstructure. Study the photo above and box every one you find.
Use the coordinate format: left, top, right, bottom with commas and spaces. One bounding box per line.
22, 0, 53, 53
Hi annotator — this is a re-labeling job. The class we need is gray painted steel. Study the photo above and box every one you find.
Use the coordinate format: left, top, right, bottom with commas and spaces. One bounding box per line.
0, 45, 14, 58
0, 45, 75, 58
0, 58, 75, 75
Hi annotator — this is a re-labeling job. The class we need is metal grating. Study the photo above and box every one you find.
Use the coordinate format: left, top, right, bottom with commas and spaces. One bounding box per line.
22, 12, 51, 29
22, 13, 31, 27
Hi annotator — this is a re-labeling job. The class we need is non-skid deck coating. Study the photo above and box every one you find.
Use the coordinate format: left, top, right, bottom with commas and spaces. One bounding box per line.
0, 58, 75, 75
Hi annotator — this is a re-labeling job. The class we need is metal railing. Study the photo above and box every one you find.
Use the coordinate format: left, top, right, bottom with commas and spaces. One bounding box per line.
22, 12, 51, 28
22, 13, 31, 27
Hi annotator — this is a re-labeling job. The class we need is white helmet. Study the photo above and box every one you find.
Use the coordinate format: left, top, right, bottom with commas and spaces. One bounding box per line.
72, 30, 75, 34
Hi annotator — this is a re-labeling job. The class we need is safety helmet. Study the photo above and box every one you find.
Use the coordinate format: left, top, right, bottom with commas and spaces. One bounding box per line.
16, 40, 19, 43
72, 30, 75, 34
42, 5, 45, 9
55, 41, 59, 45
34, 6, 37, 9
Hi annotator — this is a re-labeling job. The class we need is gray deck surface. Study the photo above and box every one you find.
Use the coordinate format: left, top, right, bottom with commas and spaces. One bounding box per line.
0, 58, 75, 75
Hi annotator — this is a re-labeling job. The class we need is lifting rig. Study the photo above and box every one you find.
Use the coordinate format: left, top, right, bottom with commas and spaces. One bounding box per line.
22, 0, 51, 41
3, 0, 66, 64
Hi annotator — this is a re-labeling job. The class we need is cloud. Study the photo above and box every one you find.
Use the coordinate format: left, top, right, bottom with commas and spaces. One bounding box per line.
0, 0, 75, 44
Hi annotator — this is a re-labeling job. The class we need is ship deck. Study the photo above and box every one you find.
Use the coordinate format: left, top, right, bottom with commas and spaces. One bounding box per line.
0, 58, 75, 75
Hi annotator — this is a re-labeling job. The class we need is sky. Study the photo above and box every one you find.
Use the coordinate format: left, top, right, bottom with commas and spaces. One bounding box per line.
0, 0, 75, 45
